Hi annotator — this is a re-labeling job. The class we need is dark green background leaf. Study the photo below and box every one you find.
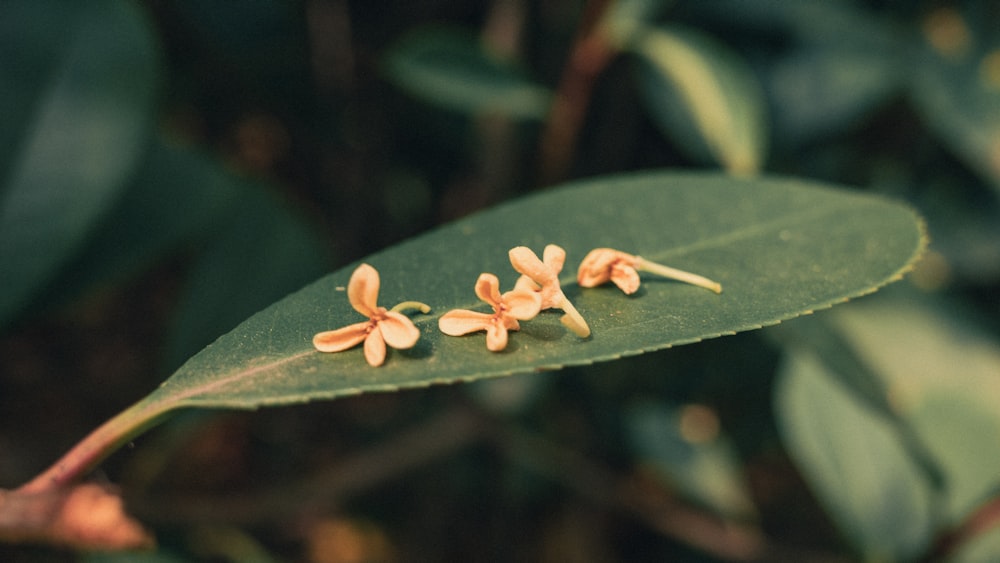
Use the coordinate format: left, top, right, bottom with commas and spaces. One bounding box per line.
0, 0, 158, 326
28, 139, 244, 313
909, 7, 1000, 192
767, 46, 902, 147
382, 28, 551, 119
163, 177, 331, 370
137, 171, 924, 412
626, 401, 755, 518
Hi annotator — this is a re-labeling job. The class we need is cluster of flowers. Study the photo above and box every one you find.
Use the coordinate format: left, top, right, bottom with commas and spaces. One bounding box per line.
313, 245, 722, 367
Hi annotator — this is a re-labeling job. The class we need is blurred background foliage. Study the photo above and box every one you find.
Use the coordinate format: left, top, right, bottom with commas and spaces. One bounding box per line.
1, 0, 998, 561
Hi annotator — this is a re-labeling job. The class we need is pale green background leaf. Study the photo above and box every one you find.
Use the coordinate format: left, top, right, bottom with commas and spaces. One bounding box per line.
775, 348, 935, 561
827, 292, 1000, 522
632, 26, 768, 174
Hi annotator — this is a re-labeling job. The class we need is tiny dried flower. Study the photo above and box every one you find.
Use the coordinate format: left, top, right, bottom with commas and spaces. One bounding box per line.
509, 244, 591, 338
438, 273, 542, 352
577, 248, 722, 295
313, 263, 428, 367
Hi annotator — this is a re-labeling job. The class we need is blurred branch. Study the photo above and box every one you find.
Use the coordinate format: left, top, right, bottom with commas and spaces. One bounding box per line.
490, 421, 854, 562
132, 405, 485, 525
537, 0, 617, 185
0, 484, 153, 551
305, 0, 356, 94
0, 405, 482, 550
922, 494, 1000, 562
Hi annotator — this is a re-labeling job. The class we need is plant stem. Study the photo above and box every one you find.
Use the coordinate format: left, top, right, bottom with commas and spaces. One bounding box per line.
635, 256, 723, 294
537, 0, 616, 185
16, 398, 175, 494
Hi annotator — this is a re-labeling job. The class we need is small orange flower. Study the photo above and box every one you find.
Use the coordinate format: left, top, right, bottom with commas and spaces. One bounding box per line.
509, 244, 591, 338
511, 244, 566, 308
577, 248, 722, 295
438, 273, 542, 352
313, 264, 427, 367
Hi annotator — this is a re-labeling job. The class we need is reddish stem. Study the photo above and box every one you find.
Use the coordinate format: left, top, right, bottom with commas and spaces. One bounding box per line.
16, 398, 174, 494
537, 0, 617, 185
923, 495, 1000, 562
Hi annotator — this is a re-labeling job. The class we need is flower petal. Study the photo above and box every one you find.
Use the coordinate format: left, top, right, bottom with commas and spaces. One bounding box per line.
485, 322, 508, 352
313, 322, 370, 352
502, 288, 542, 320
542, 244, 566, 274
348, 263, 380, 317
380, 311, 420, 349
511, 246, 567, 309
508, 246, 554, 284
611, 263, 641, 294
577, 248, 622, 287
514, 275, 540, 294
438, 309, 493, 336
577, 269, 610, 288
474, 273, 502, 307
363, 326, 387, 366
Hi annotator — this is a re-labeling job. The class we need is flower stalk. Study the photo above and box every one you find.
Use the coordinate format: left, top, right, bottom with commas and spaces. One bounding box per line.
578, 248, 722, 295
634, 256, 722, 294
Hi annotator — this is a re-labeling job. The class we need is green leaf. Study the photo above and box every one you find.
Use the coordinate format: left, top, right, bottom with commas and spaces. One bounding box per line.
0, 0, 158, 327
382, 27, 551, 119
141, 171, 922, 413
774, 348, 935, 561
632, 26, 768, 174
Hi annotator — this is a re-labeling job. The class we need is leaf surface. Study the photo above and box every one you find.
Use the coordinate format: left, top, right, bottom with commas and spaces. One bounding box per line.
140, 172, 924, 412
